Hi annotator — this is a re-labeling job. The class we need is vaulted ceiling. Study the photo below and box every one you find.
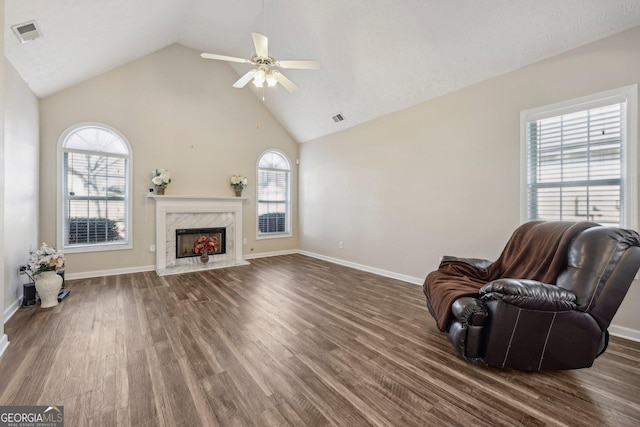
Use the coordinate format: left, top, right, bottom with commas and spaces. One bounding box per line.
6, 0, 640, 142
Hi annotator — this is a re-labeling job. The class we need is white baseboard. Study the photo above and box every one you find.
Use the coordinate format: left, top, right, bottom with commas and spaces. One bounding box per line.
609, 324, 640, 342
0, 334, 9, 359
4, 297, 21, 324
243, 249, 298, 260
64, 264, 156, 280
63, 253, 302, 280
298, 250, 424, 285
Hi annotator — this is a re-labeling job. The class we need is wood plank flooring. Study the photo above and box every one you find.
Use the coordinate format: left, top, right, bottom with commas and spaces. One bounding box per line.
1, 254, 640, 426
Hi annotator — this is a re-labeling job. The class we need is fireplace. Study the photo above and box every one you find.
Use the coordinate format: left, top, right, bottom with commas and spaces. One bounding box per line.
150, 195, 249, 275
175, 227, 226, 259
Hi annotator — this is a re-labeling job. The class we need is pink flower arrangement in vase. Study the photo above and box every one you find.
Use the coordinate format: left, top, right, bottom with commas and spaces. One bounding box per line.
193, 236, 219, 263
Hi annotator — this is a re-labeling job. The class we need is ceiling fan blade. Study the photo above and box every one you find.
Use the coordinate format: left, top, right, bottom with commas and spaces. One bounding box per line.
201, 53, 249, 64
252, 33, 269, 57
233, 70, 257, 88
272, 71, 298, 92
276, 60, 320, 70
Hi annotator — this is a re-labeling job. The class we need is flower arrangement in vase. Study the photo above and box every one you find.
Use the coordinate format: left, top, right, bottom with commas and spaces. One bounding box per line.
230, 174, 248, 197
193, 236, 220, 263
152, 169, 172, 195
26, 243, 66, 308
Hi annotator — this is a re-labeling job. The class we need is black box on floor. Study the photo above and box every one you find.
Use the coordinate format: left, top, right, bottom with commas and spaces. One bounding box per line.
23, 283, 36, 306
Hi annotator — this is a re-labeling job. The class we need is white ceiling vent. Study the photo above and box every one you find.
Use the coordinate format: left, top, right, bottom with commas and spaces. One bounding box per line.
331, 113, 345, 123
11, 20, 42, 43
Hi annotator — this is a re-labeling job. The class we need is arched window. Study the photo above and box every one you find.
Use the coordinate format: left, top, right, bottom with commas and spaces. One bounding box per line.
58, 123, 132, 252
257, 150, 291, 238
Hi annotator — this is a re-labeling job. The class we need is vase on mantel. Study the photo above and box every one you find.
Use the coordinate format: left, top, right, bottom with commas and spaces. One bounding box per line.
234, 188, 243, 197
200, 252, 209, 263
155, 185, 166, 195
35, 270, 63, 308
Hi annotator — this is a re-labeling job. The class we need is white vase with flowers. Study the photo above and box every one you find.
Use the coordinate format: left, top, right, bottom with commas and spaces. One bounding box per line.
27, 243, 66, 308
152, 169, 172, 195
230, 174, 248, 197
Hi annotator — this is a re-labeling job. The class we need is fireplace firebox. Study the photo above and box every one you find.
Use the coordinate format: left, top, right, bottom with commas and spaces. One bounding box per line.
175, 227, 226, 259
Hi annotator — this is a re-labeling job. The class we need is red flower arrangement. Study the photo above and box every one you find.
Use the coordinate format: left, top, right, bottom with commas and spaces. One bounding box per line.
193, 235, 219, 255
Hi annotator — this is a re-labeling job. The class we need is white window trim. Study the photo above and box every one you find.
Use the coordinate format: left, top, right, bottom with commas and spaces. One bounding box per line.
256, 149, 293, 240
256, 233, 293, 240
520, 84, 638, 231
57, 122, 133, 253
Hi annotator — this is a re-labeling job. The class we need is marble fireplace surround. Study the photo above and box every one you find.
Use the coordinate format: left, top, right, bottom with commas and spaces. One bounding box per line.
149, 195, 249, 276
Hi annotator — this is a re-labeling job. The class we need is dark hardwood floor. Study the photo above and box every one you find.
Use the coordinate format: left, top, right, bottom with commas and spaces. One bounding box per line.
1, 254, 639, 426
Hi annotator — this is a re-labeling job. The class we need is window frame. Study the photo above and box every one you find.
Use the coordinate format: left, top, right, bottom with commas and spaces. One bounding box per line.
520, 85, 638, 230
256, 149, 292, 240
57, 122, 133, 253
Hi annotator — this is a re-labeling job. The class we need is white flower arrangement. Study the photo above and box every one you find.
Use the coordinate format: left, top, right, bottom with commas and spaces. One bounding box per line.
230, 174, 248, 190
152, 169, 172, 188
26, 242, 66, 282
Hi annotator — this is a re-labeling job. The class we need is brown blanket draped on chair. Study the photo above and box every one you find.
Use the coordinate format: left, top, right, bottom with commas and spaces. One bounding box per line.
423, 221, 597, 331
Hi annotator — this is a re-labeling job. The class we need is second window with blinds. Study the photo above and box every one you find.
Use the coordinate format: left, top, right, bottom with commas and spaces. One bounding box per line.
257, 150, 292, 238
521, 85, 638, 229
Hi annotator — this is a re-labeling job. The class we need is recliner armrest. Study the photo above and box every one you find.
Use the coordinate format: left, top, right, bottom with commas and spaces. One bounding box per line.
447, 297, 487, 360
480, 278, 577, 311
440, 256, 493, 270
450, 297, 488, 326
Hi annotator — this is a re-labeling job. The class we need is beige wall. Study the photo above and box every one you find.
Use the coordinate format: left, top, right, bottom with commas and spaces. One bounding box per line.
39, 44, 299, 275
3, 58, 39, 314
300, 26, 640, 333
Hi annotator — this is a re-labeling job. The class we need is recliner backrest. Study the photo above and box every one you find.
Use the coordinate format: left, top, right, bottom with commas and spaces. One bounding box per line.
556, 226, 640, 329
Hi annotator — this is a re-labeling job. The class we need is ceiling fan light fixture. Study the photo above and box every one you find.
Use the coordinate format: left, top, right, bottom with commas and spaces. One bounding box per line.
266, 73, 278, 87
201, 32, 318, 93
253, 69, 266, 87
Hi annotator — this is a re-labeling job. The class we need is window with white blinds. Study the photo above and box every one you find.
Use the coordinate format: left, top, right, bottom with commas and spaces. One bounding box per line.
522, 85, 637, 229
59, 124, 132, 252
257, 150, 291, 237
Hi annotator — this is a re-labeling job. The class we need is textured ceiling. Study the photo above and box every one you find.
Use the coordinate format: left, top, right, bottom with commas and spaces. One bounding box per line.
6, 0, 640, 142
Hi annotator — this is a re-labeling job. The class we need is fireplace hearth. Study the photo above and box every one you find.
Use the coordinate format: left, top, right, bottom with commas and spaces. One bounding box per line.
176, 227, 226, 259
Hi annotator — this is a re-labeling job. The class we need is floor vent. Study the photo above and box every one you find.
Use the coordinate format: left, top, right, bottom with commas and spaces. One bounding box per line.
11, 20, 42, 43
331, 113, 345, 123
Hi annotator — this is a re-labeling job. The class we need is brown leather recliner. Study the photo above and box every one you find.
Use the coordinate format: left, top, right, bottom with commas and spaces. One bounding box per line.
424, 223, 640, 370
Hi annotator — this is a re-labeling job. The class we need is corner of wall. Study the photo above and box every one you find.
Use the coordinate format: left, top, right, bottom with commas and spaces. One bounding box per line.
0, 0, 9, 355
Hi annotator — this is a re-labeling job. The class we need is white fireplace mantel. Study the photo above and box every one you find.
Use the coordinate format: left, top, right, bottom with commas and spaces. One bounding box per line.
149, 195, 249, 275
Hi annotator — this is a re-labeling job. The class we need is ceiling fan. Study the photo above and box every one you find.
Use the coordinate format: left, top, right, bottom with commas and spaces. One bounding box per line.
200, 33, 319, 92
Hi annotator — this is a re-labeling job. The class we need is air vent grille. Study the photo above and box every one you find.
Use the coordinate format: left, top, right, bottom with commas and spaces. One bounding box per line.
331, 113, 345, 123
11, 20, 42, 43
